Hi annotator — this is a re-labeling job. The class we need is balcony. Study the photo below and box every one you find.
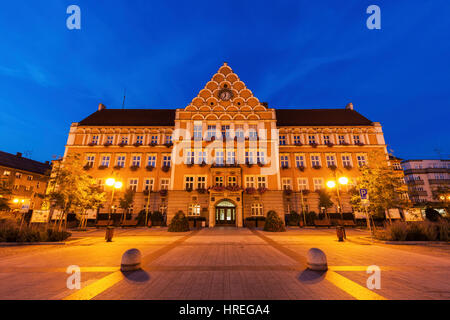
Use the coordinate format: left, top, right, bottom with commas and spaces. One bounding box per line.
407, 180, 424, 185
428, 179, 450, 185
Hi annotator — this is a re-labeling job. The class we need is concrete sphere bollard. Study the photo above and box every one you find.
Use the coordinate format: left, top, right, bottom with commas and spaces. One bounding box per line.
121, 248, 142, 272
306, 248, 328, 271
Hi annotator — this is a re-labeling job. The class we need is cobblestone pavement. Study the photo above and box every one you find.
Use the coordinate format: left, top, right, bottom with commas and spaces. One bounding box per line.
0, 227, 449, 300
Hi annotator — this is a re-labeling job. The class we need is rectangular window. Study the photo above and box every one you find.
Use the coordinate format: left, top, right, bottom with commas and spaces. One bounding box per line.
342, 155, 352, 167
215, 176, 224, 187
184, 176, 194, 190
245, 176, 255, 188
228, 176, 237, 186
131, 155, 141, 167
235, 125, 244, 138
196, 150, 207, 164
245, 150, 256, 164
151, 136, 158, 144
323, 135, 330, 144
221, 125, 230, 139
227, 151, 235, 165
338, 135, 346, 144
185, 150, 195, 165
36, 181, 40, 189
27, 175, 33, 181
86, 155, 95, 167
251, 203, 263, 216
280, 155, 289, 168
15, 172, 22, 179
326, 155, 336, 167
121, 136, 128, 145
357, 154, 367, 167
282, 178, 292, 190
144, 178, 154, 191
129, 179, 138, 192
257, 176, 267, 188
188, 204, 201, 216
3, 171, 10, 176
116, 155, 126, 167
353, 135, 361, 144
160, 178, 169, 190
101, 156, 110, 167
295, 154, 305, 168
197, 176, 206, 189
293, 135, 302, 144
136, 136, 144, 145
311, 155, 321, 167
313, 178, 324, 191
91, 135, 99, 145
165, 135, 172, 144
215, 151, 224, 166
248, 125, 258, 139
207, 125, 216, 140
308, 135, 316, 144
279, 135, 286, 145
106, 136, 114, 144
298, 178, 308, 190
193, 124, 202, 140
147, 155, 156, 167
257, 151, 266, 164
163, 155, 171, 167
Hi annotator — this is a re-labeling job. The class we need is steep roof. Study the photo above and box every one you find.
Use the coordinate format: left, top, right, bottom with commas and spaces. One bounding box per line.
79, 109, 176, 126
0, 151, 51, 175
275, 109, 373, 126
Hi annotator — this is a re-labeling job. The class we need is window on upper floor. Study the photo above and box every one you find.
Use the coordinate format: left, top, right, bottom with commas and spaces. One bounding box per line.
15, 172, 22, 179
245, 176, 255, 188
248, 125, 258, 139
280, 155, 289, 168
295, 154, 305, 168
215, 151, 224, 166
215, 176, 224, 187
184, 176, 195, 190
160, 178, 170, 190
353, 135, 361, 144
106, 136, 114, 144
131, 155, 141, 167
313, 178, 324, 191
326, 155, 336, 167
293, 135, 302, 145
3, 170, 10, 176
151, 136, 158, 144
298, 178, 309, 191
136, 136, 144, 145
101, 156, 110, 167
257, 176, 267, 188
311, 155, 321, 167
221, 125, 231, 140
357, 154, 367, 167
196, 150, 207, 164
27, 175, 33, 181
245, 150, 256, 165
128, 179, 138, 192
279, 135, 286, 145
228, 176, 237, 186
323, 135, 331, 144
193, 124, 202, 140
282, 178, 292, 190
207, 125, 216, 140
116, 155, 126, 168
165, 135, 172, 144
185, 150, 195, 165
188, 203, 201, 216
147, 155, 156, 167
197, 176, 206, 189
338, 135, 346, 144
342, 155, 352, 167
227, 151, 236, 165
235, 125, 244, 139
308, 135, 316, 144
144, 178, 154, 191
91, 135, 99, 145
257, 151, 266, 164
86, 155, 95, 167
162, 154, 171, 167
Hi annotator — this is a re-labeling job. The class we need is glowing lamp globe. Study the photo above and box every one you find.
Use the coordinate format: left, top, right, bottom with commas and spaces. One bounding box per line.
326, 180, 336, 188
106, 178, 115, 187
338, 177, 349, 185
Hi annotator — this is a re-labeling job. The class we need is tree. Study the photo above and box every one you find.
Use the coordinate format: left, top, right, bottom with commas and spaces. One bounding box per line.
0, 178, 12, 211
78, 185, 106, 229
119, 189, 135, 222
350, 150, 410, 220
318, 190, 334, 219
263, 211, 286, 232
46, 154, 106, 231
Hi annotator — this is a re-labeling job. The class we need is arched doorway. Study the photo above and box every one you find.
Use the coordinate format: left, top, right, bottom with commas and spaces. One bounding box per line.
215, 199, 236, 226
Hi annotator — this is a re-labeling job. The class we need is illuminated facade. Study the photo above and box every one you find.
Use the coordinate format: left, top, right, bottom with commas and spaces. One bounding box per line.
63, 63, 390, 226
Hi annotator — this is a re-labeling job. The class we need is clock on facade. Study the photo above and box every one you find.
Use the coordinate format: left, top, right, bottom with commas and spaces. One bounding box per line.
218, 88, 233, 101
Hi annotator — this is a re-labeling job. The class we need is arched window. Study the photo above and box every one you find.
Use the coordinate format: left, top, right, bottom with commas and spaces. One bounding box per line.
251, 203, 263, 216
188, 203, 201, 216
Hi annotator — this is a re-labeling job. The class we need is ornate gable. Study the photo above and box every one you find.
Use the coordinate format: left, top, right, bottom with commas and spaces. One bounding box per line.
183, 63, 273, 121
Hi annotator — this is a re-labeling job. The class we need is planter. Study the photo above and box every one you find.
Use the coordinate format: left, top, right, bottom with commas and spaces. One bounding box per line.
197, 188, 207, 194
258, 187, 268, 194
133, 143, 143, 147
98, 165, 108, 170
149, 143, 157, 147
328, 165, 337, 171
162, 166, 171, 172
130, 165, 140, 171
312, 165, 322, 170
344, 165, 353, 170
164, 143, 173, 148
309, 143, 318, 148
326, 143, 334, 147
297, 166, 305, 172
281, 166, 289, 170
159, 190, 168, 197
294, 143, 303, 147
83, 165, 92, 171
103, 143, 112, 147
245, 187, 256, 195
146, 165, 154, 171
119, 143, 127, 147
87, 142, 96, 147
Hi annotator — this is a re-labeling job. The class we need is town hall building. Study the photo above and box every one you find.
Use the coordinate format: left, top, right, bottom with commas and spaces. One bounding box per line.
63, 63, 389, 227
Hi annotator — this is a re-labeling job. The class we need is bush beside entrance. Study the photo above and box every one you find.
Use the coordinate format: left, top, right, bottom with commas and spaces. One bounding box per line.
263, 211, 286, 232
168, 211, 190, 232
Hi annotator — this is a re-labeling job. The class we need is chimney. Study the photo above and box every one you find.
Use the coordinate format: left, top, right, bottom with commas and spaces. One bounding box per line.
16, 152, 22, 157
345, 103, 354, 110
98, 103, 106, 111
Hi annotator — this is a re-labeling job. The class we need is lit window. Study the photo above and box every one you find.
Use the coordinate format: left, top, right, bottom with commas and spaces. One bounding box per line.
15, 172, 22, 179
251, 203, 263, 216
188, 203, 201, 216
3, 171, 10, 176
86, 155, 95, 167
27, 176, 33, 181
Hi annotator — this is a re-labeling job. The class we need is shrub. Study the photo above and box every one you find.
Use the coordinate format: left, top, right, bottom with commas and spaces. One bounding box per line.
406, 223, 428, 241
288, 211, 301, 226
386, 221, 407, 241
46, 229, 72, 242
425, 208, 441, 222
438, 220, 449, 241
0, 219, 71, 242
151, 211, 164, 224
263, 211, 286, 232
168, 211, 190, 232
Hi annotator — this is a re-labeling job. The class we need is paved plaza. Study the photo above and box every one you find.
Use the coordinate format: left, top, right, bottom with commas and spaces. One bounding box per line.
0, 227, 449, 300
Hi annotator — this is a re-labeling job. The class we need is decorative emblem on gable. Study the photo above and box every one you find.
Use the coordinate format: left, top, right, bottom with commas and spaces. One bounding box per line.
218, 88, 233, 101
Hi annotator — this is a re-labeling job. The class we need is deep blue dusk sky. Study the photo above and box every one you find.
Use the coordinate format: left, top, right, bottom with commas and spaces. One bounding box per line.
0, 1, 449, 162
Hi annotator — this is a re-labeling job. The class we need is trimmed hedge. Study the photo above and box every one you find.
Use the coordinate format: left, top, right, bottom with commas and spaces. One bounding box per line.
168, 211, 190, 232
0, 220, 71, 243
263, 211, 286, 232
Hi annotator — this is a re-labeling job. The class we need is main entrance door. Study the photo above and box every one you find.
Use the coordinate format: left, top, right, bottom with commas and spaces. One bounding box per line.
215, 200, 236, 226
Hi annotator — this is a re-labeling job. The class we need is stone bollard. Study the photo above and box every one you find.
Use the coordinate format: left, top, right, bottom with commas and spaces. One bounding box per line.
306, 248, 328, 271
121, 248, 142, 272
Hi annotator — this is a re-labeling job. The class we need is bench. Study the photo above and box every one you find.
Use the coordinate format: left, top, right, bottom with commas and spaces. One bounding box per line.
314, 219, 331, 228
95, 220, 111, 228
340, 220, 356, 227
121, 220, 138, 228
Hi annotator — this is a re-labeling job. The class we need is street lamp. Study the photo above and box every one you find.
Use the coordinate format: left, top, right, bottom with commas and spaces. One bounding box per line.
106, 177, 123, 222
326, 176, 349, 220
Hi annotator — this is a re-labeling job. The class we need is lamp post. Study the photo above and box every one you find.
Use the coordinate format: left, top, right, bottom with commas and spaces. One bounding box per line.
106, 178, 123, 222
326, 176, 349, 220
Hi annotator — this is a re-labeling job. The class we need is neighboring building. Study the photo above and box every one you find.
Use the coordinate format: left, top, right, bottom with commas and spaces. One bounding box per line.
0, 151, 51, 211
402, 159, 450, 205
63, 63, 390, 226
